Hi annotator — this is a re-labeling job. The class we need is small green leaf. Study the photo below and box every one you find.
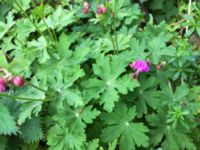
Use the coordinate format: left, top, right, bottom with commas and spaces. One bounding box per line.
81, 106, 101, 124
0, 51, 8, 67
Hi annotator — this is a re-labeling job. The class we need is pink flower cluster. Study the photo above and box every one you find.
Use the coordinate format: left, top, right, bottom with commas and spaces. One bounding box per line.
83, 1, 107, 14
130, 60, 150, 79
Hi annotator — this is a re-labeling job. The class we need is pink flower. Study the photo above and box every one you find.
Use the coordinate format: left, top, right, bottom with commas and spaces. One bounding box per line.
130, 60, 150, 79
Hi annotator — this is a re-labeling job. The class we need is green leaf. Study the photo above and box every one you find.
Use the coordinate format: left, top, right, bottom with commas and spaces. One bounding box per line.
174, 84, 189, 101
108, 139, 118, 150
0, 11, 15, 39
162, 130, 196, 150
132, 77, 160, 117
101, 103, 149, 150
0, 51, 8, 67
16, 79, 44, 125
13, 0, 31, 12
147, 32, 175, 64
0, 103, 18, 135
85, 139, 99, 150
17, 101, 43, 125
47, 123, 85, 150
28, 36, 50, 64
15, 18, 35, 41
81, 106, 101, 124
19, 117, 43, 143
146, 110, 196, 150
81, 78, 105, 102
48, 105, 100, 150
83, 55, 139, 112
61, 88, 84, 108
42, 6, 76, 31
56, 32, 78, 58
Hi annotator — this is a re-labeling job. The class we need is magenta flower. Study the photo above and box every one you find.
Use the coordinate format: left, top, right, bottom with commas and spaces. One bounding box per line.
130, 60, 150, 79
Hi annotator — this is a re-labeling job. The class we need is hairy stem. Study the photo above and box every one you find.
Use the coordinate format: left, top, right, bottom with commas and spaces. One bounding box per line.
0, 93, 51, 102
186, 0, 192, 33
113, 0, 119, 54
26, 81, 47, 93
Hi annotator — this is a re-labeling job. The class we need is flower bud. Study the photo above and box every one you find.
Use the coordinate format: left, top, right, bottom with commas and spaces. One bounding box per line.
156, 65, 162, 70
101, 7, 107, 13
97, 6, 103, 14
83, 1, 91, 14
12, 76, 24, 87
0, 78, 6, 85
83, 8, 89, 14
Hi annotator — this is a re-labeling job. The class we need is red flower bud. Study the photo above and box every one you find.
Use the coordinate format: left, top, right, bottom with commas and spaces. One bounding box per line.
156, 65, 162, 70
83, 8, 89, 14
97, 6, 103, 14
101, 7, 107, 13
12, 76, 24, 87
83, 1, 90, 14
0, 78, 6, 85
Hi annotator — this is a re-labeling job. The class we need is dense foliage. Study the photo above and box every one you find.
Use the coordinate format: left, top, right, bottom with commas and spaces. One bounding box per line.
0, 0, 200, 149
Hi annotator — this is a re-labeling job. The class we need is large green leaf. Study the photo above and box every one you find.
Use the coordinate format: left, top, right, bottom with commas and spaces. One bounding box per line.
132, 77, 160, 117
82, 55, 139, 112
101, 103, 149, 150
0, 104, 18, 135
47, 105, 100, 150
19, 117, 43, 143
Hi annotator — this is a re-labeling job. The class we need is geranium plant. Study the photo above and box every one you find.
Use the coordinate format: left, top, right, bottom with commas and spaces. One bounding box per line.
0, 0, 200, 150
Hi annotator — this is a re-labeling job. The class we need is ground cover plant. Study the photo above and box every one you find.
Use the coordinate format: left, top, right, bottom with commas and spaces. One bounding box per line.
0, 0, 200, 149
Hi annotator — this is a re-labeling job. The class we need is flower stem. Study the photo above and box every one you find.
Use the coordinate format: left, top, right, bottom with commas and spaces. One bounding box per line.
113, 0, 119, 54
0, 93, 51, 102
26, 81, 47, 93
31, 0, 57, 41
186, 0, 192, 33
110, 35, 117, 54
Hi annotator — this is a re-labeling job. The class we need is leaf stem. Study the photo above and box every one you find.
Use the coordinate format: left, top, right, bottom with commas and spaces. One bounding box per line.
26, 81, 47, 93
0, 93, 51, 102
111, 35, 117, 54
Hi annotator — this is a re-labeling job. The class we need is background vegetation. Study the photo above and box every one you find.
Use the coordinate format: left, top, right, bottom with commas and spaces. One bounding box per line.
0, 0, 200, 150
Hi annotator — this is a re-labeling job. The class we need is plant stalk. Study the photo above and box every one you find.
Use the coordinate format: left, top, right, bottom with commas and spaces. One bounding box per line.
0, 93, 51, 102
